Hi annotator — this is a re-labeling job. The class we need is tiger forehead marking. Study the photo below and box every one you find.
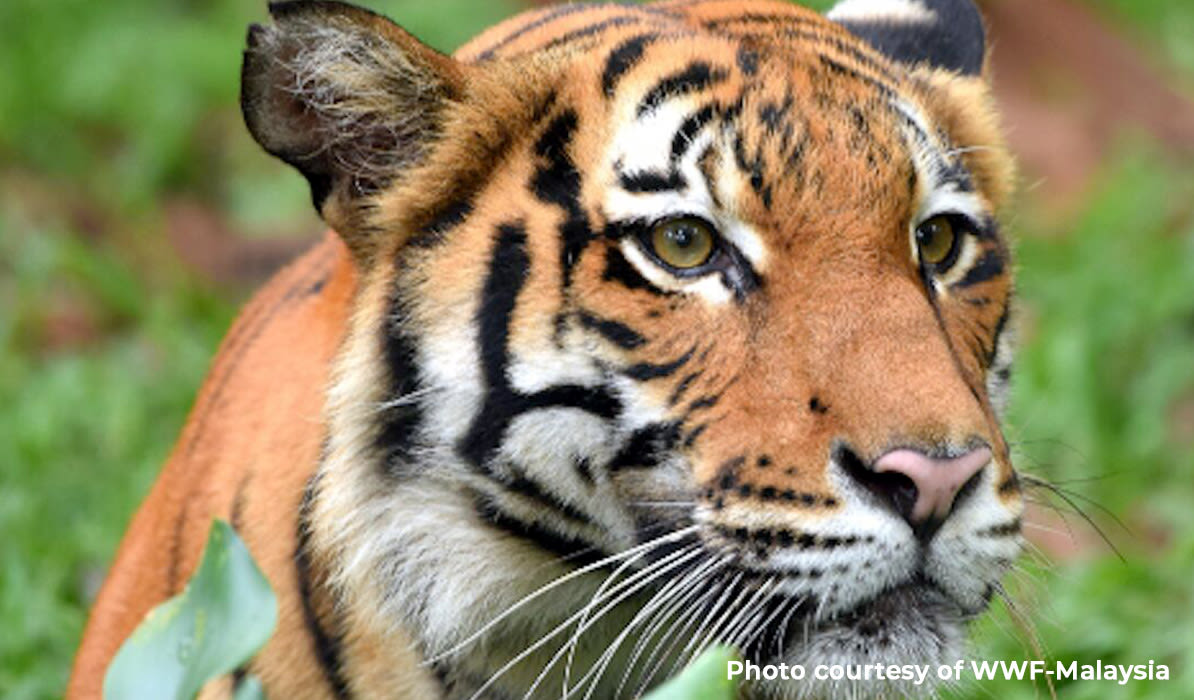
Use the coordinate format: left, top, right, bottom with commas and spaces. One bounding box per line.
186, 1, 1018, 698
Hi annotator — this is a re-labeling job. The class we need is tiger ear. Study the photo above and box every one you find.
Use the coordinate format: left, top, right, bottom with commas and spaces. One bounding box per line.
241, 0, 467, 253
827, 0, 986, 77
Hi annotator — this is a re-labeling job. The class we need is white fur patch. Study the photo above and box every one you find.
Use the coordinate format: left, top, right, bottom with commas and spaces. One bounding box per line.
827, 0, 937, 25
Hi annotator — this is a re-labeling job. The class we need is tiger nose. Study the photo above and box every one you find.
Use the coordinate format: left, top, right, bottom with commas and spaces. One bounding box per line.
873, 447, 992, 525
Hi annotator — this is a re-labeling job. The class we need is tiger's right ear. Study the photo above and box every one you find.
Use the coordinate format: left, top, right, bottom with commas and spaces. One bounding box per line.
241, 1, 466, 254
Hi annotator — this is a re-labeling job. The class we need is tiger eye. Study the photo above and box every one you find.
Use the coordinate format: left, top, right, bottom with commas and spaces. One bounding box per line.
916, 215, 958, 266
650, 217, 716, 270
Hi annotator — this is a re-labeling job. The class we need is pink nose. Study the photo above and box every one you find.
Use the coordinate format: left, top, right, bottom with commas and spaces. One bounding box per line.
873, 447, 992, 524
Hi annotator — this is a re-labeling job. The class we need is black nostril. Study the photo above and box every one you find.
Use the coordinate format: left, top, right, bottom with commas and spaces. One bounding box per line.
837, 445, 919, 522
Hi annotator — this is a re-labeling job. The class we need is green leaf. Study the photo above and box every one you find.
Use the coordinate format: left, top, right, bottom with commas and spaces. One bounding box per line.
644, 646, 739, 700
103, 519, 278, 700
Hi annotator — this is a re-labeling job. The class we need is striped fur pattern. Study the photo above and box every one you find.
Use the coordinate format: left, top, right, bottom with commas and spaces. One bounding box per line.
71, 1, 1022, 699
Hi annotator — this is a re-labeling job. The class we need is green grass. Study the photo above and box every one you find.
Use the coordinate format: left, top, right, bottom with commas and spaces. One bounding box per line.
1, 0, 1192, 698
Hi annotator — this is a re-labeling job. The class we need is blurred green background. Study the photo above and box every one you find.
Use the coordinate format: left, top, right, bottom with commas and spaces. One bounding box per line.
1, 0, 1191, 698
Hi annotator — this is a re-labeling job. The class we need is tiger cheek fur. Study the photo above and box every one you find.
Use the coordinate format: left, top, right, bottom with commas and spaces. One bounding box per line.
71, 1, 1024, 699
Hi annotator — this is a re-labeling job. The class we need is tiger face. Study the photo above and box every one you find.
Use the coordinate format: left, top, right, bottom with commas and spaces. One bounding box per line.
242, 0, 1022, 697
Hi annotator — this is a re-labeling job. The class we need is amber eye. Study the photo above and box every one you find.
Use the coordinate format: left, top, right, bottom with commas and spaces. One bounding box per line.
650, 217, 717, 271
916, 215, 959, 267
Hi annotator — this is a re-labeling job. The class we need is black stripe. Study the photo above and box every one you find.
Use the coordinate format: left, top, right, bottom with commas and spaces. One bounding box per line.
817, 54, 898, 99
377, 298, 424, 476
624, 346, 696, 381
603, 34, 656, 96
702, 11, 823, 32
986, 303, 1011, 368
474, 495, 608, 567
953, 249, 1005, 289
478, 3, 677, 60
757, 96, 794, 135
504, 469, 596, 525
575, 456, 596, 486
460, 222, 531, 466
532, 110, 594, 292
682, 422, 709, 448
231, 666, 249, 691
736, 45, 760, 75
525, 384, 622, 418
477, 4, 611, 60
637, 62, 729, 116
578, 311, 647, 349
409, 199, 474, 248
603, 246, 668, 295
609, 421, 682, 471
538, 15, 646, 54
733, 133, 766, 199
295, 478, 351, 700
619, 168, 687, 193
980, 517, 1021, 538
668, 371, 703, 406
671, 104, 717, 163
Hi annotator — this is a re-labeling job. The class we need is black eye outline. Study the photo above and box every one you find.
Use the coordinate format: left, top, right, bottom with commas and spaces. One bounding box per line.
915, 213, 975, 272
635, 215, 726, 278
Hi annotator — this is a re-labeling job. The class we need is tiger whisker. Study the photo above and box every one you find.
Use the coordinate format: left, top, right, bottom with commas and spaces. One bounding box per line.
726, 578, 782, 652
580, 559, 706, 698
613, 554, 728, 699
567, 554, 715, 700
773, 594, 805, 659
550, 546, 704, 699
423, 525, 698, 666
489, 545, 699, 700
704, 578, 773, 674
695, 575, 771, 661
558, 540, 678, 695
635, 571, 727, 695
738, 587, 797, 658
666, 570, 745, 681
1021, 474, 1126, 561
372, 386, 441, 412
943, 144, 1002, 158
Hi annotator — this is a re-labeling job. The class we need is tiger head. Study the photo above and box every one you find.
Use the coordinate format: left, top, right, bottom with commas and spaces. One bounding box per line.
243, 0, 1021, 696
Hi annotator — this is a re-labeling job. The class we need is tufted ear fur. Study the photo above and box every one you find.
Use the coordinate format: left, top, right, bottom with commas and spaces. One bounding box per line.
241, 1, 467, 254
827, 0, 986, 76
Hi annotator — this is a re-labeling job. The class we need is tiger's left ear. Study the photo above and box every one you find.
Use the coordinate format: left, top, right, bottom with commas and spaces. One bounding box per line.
241, 1, 469, 257
827, 0, 986, 77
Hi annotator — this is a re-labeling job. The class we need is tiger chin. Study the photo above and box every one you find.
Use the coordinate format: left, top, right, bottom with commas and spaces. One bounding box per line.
70, 0, 1024, 698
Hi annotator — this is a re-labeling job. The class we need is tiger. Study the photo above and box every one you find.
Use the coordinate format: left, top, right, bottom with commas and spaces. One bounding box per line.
69, 0, 1023, 697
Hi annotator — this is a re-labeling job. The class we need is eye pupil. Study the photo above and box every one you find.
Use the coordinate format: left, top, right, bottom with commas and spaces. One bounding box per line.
668, 226, 695, 248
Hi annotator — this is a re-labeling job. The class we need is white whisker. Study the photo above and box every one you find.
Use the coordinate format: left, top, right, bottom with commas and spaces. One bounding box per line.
480, 544, 697, 700
614, 554, 727, 699
518, 546, 702, 700
424, 525, 698, 666
567, 554, 711, 700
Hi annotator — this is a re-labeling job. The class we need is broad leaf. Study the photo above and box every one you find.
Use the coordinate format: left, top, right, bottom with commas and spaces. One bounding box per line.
103, 519, 277, 700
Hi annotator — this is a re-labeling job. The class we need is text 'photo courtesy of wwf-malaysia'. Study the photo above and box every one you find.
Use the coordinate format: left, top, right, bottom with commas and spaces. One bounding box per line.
69, 0, 1025, 698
